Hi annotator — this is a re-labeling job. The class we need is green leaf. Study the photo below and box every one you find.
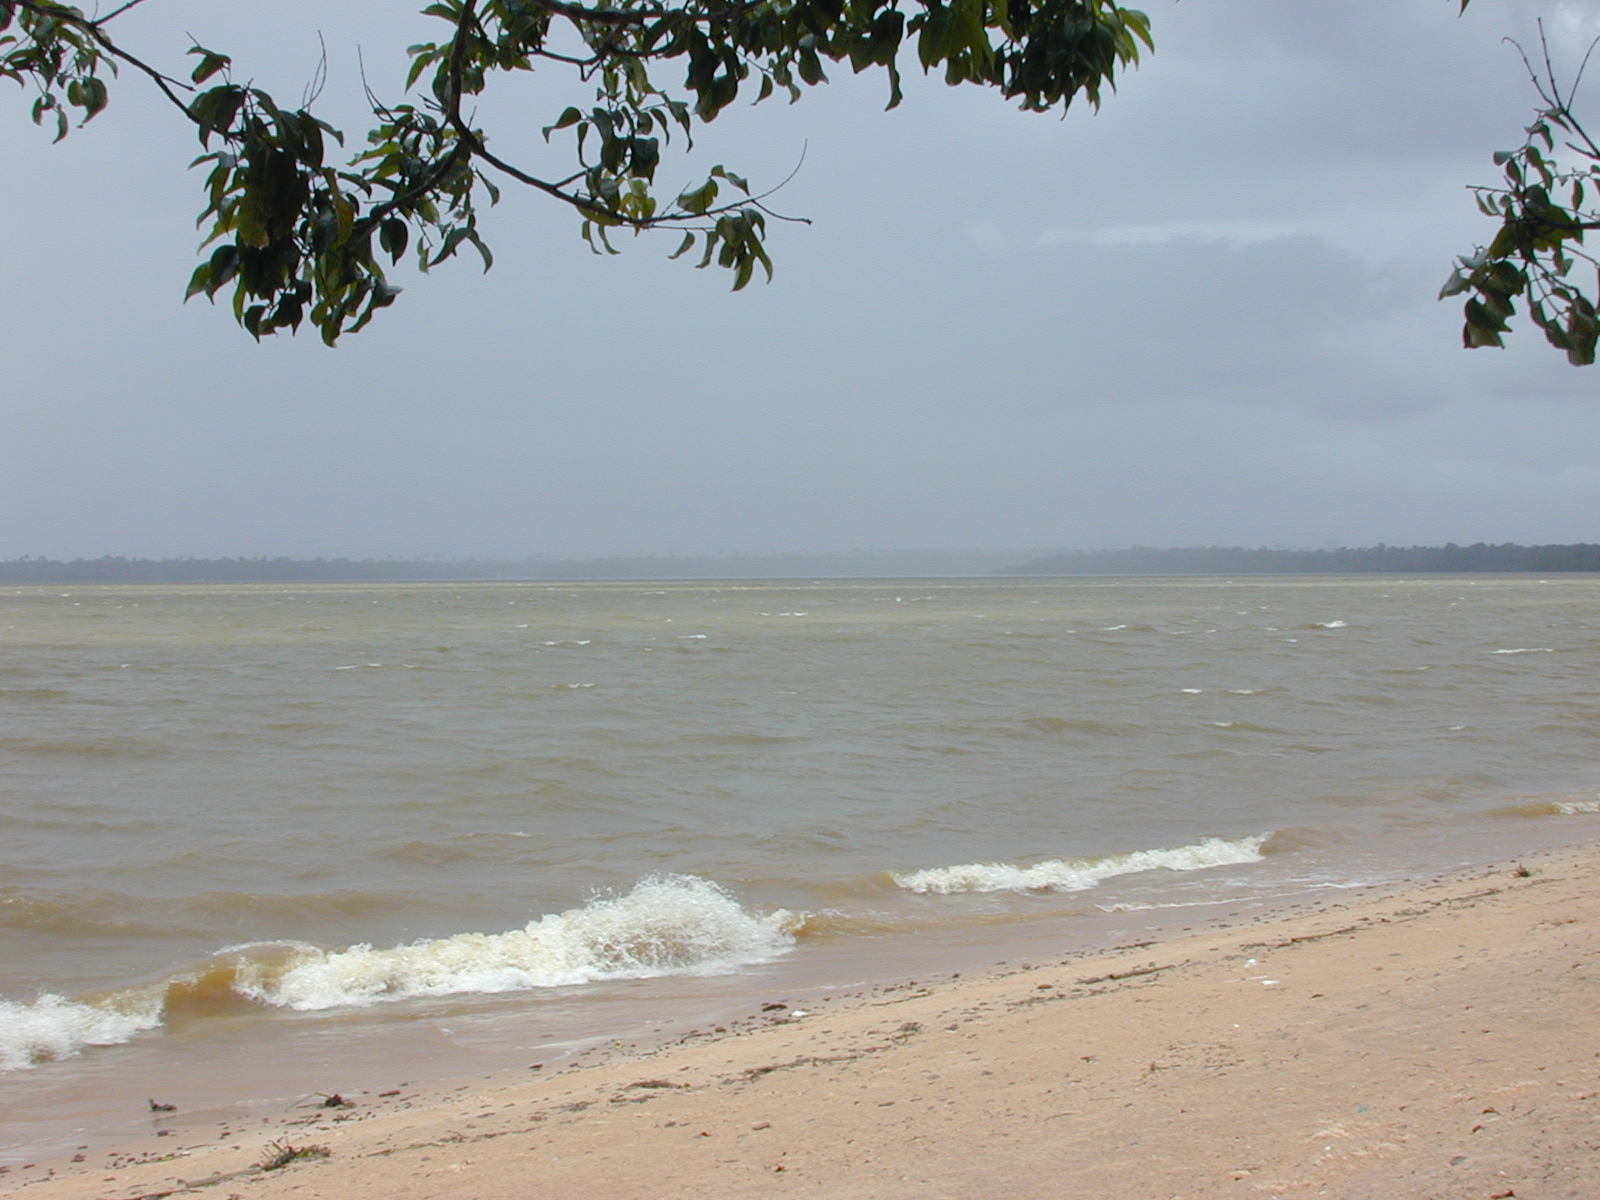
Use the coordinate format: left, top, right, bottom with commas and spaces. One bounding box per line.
1462, 299, 1507, 348
630, 136, 661, 180
710, 165, 749, 194
189, 86, 245, 141
464, 229, 493, 272
188, 46, 231, 85
677, 179, 718, 215
1438, 269, 1470, 300
798, 46, 826, 86
379, 217, 409, 263
184, 260, 213, 301
87, 77, 107, 117
543, 106, 583, 141
405, 46, 438, 91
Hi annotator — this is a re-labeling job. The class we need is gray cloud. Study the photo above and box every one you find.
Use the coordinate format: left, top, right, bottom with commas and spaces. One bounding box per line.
3, 0, 1597, 560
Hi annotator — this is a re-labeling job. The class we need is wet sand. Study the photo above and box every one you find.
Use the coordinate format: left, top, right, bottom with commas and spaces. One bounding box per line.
7, 841, 1599, 1200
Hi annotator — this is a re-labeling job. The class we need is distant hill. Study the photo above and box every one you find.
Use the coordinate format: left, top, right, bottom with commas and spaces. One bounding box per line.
1002, 543, 1600, 576
0, 550, 1017, 585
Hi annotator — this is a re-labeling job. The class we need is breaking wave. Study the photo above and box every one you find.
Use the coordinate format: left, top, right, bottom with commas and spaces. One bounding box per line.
1553, 797, 1600, 815
0, 993, 163, 1072
242, 874, 796, 1010
0, 875, 796, 1069
890, 833, 1271, 895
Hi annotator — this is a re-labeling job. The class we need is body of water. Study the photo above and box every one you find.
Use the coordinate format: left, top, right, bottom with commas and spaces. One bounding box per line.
3, 576, 1598, 1158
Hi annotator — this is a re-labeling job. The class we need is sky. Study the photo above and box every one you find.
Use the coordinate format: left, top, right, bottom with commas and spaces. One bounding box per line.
4, 0, 1600, 562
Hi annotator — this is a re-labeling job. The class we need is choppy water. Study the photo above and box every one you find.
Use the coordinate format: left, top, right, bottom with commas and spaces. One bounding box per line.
4, 576, 1599, 1157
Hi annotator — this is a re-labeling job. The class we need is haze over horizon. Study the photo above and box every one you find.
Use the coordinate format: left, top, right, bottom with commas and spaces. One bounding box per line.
6, 1, 1600, 561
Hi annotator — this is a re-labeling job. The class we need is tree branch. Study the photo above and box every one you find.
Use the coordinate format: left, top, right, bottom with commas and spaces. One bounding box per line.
93, 0, 151, 24
12, 0, 195, 117
522, 0, 766, 28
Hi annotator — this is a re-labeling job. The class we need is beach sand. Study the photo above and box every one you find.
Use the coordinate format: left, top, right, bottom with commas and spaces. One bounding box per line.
7, 842, 1599, 1200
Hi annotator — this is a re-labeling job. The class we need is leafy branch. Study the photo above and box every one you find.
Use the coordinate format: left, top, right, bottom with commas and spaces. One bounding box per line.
1443, 22, 1600, 365
5, 0, 1155, 342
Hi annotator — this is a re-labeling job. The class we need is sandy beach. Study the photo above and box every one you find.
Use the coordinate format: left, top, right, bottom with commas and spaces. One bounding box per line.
6, 840, 1598, 1200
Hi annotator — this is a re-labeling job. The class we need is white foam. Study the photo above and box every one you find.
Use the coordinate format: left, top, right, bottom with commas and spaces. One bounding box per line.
1313, 620, 1347, 629
1491, 647, 1554, 655
239, 875, 797, 1012
1554, 798, 1600, 814
892, 834, 1271, 895
0, 993, 162, 1071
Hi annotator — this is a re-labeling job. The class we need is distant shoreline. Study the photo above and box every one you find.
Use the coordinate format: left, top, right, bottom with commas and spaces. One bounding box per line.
3, 542, 1599, 583
1003, 541, 1600, 576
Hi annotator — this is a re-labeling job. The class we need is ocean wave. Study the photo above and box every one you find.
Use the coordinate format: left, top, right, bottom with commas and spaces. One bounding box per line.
891, 833, 1270, 895
1554, 797, 1600, 815
0, 736, 157, 758
679, 732, 807, 747
0, 890, 194, 940
379, 832, 536, 866
239, 874, 797, 1010
1485, 795, 1600, 818
0, 993, 163, 1071
0, 876, 797, 1069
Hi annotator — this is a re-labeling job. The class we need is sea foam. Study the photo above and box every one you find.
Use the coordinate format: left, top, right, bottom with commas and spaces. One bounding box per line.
0, 993, 162, 1071
1554, 797, 1600, 815
238, 874, 796, 1011
0, 876, 796, 1068
891, 833, 1270, 895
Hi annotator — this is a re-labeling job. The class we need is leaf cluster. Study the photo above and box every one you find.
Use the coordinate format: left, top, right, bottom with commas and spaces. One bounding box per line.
5, 0, 1151, 342
1, 1, 114, 141
1444, 27, 1600, 366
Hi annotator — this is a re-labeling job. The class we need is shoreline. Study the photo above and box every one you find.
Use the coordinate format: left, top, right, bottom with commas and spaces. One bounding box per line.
8, 840, 1599, 1199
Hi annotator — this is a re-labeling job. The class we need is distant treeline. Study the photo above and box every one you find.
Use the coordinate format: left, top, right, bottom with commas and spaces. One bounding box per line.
1003, 543, 1600, 576
7, 544, 1599, 584
0, 550, 1012, 584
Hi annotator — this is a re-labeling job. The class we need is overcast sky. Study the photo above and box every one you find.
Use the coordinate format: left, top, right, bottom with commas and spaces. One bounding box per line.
4, 0, 1599, 561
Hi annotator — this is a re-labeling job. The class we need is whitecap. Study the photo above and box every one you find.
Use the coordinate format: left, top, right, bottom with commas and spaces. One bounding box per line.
0, 993, 163, 1071
892, 833, 1270, 895
237, 876, 797, 1012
